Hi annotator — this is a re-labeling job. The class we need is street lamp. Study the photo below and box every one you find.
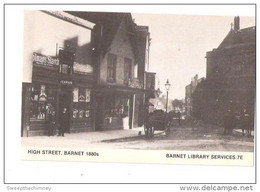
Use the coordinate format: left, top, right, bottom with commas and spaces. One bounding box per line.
165, 79, 171, 113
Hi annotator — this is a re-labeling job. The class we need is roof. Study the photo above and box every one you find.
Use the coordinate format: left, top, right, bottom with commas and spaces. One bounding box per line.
218, 26, 255, 49
66, 11, 137, 56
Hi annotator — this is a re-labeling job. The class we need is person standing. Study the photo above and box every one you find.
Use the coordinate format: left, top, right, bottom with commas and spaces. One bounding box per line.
178, 111, 181, 126
223, 109, 235, 135
47, 109, 55, 136
240, 107, 250, 136
59, 107, 69, 137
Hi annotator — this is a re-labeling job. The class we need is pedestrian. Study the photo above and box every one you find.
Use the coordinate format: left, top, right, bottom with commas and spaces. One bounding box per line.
178, 111, 181, 126
240, 107, 250, 136
223, 109, 235, 135
48, 109, 55, 136
59, 107, 69, 137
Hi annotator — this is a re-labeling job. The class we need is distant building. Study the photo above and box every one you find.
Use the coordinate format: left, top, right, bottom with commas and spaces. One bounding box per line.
193, 16, 255, 124
185, 74, 205, 116
206, 16, 255, 112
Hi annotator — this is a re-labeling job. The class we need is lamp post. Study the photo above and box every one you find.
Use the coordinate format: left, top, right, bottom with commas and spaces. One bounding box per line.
165, 79, 171, 113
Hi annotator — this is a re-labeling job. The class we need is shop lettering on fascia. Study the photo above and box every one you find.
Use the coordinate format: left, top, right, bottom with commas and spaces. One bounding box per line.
33, 52, 93, 73
33, 52, 59, 66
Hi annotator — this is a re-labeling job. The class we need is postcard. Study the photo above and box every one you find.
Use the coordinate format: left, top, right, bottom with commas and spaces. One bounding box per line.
18, 8, 256, 167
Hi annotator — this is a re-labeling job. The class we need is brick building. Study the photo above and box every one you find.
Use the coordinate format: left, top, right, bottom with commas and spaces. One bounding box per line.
193, 16, 255, 124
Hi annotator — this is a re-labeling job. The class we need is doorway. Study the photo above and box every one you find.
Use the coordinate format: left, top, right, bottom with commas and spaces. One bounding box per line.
95, 96, 104, 131
58, 87, 71, 133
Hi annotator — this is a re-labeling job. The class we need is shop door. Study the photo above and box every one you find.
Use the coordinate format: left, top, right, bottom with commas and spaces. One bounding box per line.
95, 96, 104, 131
59, 89, 71, 133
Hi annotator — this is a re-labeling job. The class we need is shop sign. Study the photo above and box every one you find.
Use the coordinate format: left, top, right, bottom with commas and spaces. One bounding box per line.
74, 62, 93, 73
33, 52, 59, 66
60, 80, 73, 85
43, 11, 95, 29
33, 53, 94, 74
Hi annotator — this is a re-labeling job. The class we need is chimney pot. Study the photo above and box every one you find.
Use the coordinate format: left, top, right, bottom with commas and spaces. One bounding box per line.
234, 16, 240, 31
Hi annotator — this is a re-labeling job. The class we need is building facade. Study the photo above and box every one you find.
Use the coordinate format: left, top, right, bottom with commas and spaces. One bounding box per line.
21, 11, 155, 136
22, 11, 95, 136
68, 11, 155, 130
193, 16, 255, 124
185, 74, 204, 116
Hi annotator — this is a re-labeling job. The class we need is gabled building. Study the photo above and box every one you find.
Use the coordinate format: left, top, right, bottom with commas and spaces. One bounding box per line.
21, 11, 156, 136
69, 11, 155, 130
193, 16, 255, 124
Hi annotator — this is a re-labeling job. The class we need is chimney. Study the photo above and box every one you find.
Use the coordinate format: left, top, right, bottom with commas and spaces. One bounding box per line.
234, 16, 240, 31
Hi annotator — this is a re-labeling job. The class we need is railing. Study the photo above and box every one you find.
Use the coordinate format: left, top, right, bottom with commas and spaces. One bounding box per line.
128, 78, 143, 89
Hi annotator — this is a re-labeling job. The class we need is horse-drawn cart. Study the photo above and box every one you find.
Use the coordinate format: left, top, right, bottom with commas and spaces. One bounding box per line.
144, 110, 171, 138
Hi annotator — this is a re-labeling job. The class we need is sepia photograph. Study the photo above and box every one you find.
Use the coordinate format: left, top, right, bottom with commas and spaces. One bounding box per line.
21, 10, 255, 155
3, 3, 257, 186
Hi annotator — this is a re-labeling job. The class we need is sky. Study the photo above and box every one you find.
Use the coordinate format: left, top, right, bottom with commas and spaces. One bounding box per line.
132, 13, 255, 100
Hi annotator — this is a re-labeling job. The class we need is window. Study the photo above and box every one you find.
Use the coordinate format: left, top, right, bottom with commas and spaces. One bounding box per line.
107, 53, 117, 82
30, 84, 56, 120
104, 95, 129, 118
59, 50, 75, 75
72, 87, 91, 119
124, 58, 132, 85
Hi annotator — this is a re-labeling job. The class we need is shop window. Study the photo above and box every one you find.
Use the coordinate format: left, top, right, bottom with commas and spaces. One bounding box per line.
104, 95, 129, 118
30, 84, 56, 120
72, 87, 91, 119
124, 58, 132, 85
107, 53, 117, 82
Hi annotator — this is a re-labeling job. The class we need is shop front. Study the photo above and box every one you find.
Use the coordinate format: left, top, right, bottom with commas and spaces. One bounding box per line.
21, 53, 95, 137
94, 85, 146, 131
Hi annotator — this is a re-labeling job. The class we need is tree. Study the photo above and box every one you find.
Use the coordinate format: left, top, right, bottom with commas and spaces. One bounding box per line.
171, 99, 184, 112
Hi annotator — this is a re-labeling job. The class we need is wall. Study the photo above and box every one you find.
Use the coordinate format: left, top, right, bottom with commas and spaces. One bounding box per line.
206, 44, 255, 80
99, 17, 135, 85
23, 10, 94, 82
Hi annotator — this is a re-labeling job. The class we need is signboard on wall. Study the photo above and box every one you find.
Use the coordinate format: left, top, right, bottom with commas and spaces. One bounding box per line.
33, 52, 93, 74
33, 52, 59, 66
42, 10, 95, 30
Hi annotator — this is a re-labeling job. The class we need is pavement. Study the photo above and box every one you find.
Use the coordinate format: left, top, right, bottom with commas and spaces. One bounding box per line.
21, 123, 254, 152
21, 127, 145, 148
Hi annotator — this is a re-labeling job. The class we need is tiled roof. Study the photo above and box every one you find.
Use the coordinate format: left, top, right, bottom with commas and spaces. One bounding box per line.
218, 26, 255, 49
66, 11, 135, 55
